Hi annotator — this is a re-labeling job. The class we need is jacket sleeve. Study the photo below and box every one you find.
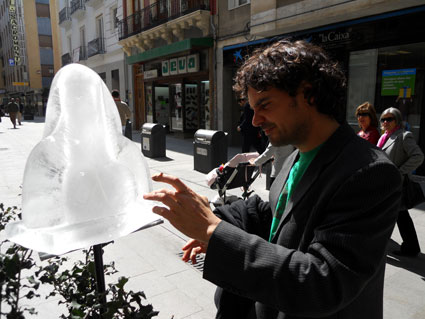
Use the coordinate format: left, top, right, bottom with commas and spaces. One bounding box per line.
399, 131, 424, 175
204, 160, 401, 317
253, 143, 274, 166
213, 195, 272, 240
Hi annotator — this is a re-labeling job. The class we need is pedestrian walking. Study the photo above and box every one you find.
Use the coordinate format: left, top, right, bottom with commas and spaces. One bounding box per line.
378, 107, 424, 257
16, 97, 24, 125
6, 98, 19, 129
112, 90, 132, 136
237, 98, 265, 154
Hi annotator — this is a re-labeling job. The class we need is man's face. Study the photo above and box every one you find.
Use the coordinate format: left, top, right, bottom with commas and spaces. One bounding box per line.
247, 86, 312, 147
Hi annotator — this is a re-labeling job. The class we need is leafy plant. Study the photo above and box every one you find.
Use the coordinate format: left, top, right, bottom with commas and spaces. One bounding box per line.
38, 248, 159, 319
0, 204, 40, 318
0, 203, 159, 318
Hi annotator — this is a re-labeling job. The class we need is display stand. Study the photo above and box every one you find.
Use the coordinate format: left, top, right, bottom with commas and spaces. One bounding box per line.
39, 219, 163, 317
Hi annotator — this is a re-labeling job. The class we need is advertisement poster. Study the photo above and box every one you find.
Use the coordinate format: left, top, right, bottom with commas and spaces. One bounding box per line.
381, 68, 416, 97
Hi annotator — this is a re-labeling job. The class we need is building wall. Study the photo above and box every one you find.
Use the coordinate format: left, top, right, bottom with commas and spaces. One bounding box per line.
23, 0, 42, 90
58, 0, 128, 104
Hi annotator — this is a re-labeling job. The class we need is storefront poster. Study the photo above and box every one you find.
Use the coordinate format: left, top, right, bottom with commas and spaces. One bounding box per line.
381, 68, 416, 97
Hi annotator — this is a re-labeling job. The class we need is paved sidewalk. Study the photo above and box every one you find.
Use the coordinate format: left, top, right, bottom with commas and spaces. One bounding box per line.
1, 117, 425, 318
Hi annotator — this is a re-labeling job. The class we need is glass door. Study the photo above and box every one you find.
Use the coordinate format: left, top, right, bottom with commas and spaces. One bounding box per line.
184, 83, 199, 131
170, 83, 183, 131
154, 85, 170, 129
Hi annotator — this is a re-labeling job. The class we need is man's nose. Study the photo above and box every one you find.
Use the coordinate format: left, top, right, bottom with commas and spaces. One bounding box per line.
252, 111, 262, 127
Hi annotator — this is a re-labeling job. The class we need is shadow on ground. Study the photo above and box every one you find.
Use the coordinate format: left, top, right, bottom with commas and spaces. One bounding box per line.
386, 239, 425, 280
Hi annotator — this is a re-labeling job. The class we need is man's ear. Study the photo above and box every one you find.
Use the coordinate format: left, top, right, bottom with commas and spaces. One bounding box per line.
300, 82, 314, 106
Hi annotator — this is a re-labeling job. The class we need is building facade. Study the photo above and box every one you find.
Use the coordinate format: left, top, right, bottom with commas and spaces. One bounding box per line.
117, 0, 215, 133
0, 0, 61, 112
58, 0, 129, 110
217, 0, 425, 154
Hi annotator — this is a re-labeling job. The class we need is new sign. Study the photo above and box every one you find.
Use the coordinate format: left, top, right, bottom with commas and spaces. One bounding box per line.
162, 54, 199, 76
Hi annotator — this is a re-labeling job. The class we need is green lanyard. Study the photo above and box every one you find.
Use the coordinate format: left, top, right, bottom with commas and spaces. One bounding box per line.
269, 145, 322, 241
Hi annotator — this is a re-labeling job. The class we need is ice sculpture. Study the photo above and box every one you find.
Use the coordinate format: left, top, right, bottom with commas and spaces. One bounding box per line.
5, 63, 160, 255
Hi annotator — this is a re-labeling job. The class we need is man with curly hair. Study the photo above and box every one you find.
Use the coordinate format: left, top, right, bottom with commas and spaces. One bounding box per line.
144, 40, 402, 318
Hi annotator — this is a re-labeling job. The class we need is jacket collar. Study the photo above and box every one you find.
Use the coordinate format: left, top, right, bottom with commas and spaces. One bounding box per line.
270, 123, 356, 242
382, 128, 403, 150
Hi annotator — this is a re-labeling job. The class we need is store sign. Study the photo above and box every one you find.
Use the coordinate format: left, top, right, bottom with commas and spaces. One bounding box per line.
178, 56, 187, 73
318, 31, 350, 44
144, 69, 158, 79
162, 61, 169, 76
162, 54, 199, 76
170, 58, 178, 75
381, 68, 416, 97
9, 0, 21, 65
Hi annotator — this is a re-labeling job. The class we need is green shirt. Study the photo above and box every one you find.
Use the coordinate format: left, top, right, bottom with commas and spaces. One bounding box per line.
269, 145, 322, 241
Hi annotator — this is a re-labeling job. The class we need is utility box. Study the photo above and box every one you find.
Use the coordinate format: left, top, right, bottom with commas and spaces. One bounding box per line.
141, 123, 166, 158
193, 129, 227, 173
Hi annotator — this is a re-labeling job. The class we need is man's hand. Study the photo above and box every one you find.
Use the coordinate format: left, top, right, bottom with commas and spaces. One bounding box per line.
182, 239, 207, 264
143, 173, 222, 244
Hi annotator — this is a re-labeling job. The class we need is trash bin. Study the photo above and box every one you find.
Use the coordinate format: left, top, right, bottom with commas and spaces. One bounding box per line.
193, 129, 228, 173
141, 123, 166, 158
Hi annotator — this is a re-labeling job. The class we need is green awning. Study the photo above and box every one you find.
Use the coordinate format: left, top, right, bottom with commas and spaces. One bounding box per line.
127, 37, 213, 65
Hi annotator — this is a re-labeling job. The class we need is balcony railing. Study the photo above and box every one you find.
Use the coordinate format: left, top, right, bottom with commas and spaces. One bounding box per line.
118, 0, 209, 40
61, 53, 72, 66
59, 7, 71, 25
70, 0, 85, 16
88, 38, 105, 57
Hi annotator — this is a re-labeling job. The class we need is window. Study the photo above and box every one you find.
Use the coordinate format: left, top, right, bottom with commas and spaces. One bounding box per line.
37, 17, 52, 35
228, 0, 250, 10
111, 7, 118, 30
111, 69, 119, 90
39, 48, 54, 64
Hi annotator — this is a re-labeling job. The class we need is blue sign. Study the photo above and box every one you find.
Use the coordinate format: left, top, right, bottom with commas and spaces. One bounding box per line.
9, 58, 15, 66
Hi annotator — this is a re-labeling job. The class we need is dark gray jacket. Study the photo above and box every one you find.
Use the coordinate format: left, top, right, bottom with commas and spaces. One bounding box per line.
205, 124, 401, 319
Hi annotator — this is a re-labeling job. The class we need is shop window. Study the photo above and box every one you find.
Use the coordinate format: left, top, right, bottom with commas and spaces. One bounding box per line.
346, 49, 378, 126
146, 85, 153, 123
170, 84, 183, 131
155, 86, 170, 128
346, 42, 425, 143
375, 43, 425, 140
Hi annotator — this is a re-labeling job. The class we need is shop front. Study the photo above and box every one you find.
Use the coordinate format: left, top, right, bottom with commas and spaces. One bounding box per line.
222, 5, 425, 171
129, 38, 213, 136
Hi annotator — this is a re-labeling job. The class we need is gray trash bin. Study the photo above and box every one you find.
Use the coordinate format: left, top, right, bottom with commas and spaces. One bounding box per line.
141, 123, 166, 158
193, 129, 228, 173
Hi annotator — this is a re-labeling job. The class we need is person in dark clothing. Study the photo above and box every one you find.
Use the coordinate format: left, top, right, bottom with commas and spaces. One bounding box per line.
7, 98, 19, 129
237, 99, 265, 154
143, 40, 401, 319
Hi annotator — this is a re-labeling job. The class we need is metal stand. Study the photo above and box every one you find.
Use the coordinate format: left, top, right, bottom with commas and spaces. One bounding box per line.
93, 244, 107, 316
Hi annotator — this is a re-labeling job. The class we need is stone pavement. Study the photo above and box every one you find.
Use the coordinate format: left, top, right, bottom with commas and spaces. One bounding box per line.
0, 117, 424, 318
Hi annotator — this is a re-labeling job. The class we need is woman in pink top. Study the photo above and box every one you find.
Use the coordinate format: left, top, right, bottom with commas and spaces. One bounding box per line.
355, 102, 380, 145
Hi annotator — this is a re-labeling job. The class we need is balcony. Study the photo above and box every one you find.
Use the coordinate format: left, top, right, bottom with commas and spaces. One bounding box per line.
88, 38, 105, 58
61, 53, 72, 66
118, 0, 210, 41
59, 7, 72, 28
70, 0, 85, 19
85, 0, 103, 8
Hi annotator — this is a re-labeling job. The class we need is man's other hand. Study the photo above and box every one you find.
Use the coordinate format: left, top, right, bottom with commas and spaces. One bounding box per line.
143, 173, 222, 244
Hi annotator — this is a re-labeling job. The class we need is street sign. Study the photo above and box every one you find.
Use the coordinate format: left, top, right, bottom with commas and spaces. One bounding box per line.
9, 58, 15, 66
12, 82, 29, 86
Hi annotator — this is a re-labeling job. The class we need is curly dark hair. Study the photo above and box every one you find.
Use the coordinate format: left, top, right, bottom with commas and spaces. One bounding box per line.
233, 40, 347, 123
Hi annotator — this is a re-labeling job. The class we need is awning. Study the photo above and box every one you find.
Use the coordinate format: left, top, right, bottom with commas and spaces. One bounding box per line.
127, 37, 213, 65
